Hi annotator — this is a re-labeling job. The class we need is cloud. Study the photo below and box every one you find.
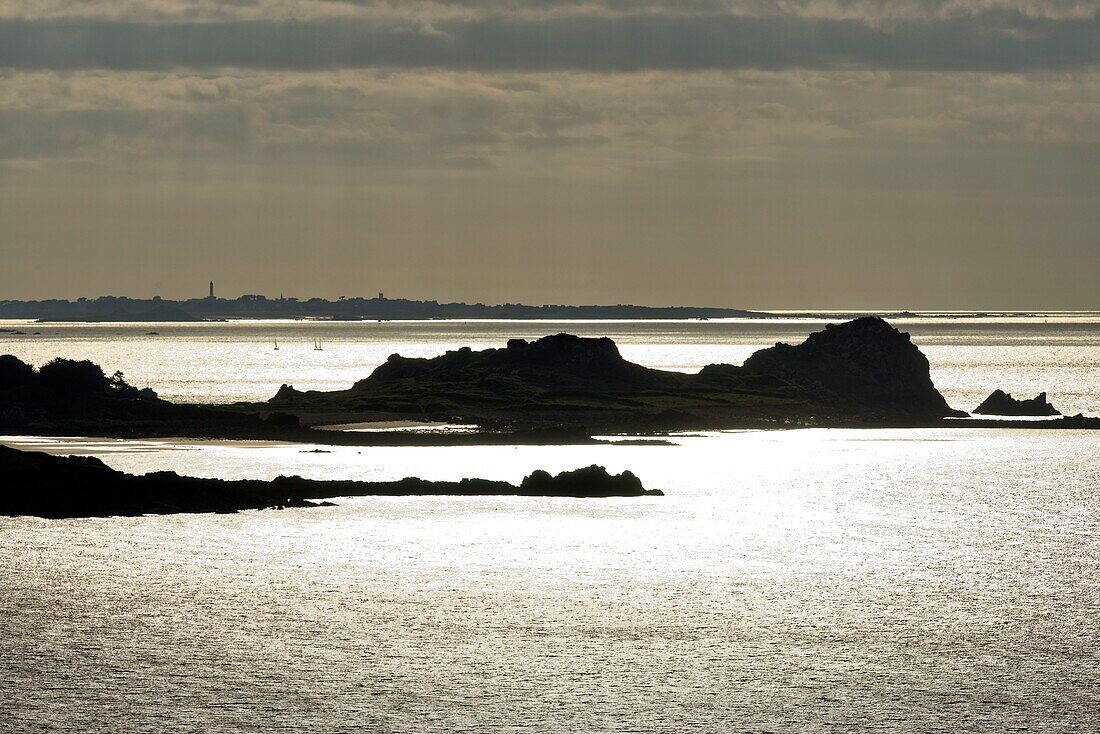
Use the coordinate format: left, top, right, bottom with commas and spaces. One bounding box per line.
4, 69, 1100, 173
0, 10, 1098, 72
4, 1, 1099, 24
0, 70, 598, 167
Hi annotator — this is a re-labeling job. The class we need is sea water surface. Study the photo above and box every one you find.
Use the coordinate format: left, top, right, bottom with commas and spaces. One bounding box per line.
2, 318, 1099, 731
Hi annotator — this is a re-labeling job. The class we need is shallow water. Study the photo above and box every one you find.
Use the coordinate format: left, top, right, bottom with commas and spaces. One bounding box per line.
2, 318, 1099, 731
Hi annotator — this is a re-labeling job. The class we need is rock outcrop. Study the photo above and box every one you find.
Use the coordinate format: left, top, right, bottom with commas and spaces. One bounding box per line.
742, 316, 960, 416
973, 390, 1061, 416
0, 445, 661, 518
359, 333, 662, 391
267, 318, 962, 424
520, 464, 646, 496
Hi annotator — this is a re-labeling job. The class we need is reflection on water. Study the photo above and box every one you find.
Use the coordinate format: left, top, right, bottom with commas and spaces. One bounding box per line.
2, 429, 1099, 731
3, 318, 1100, 730
3, 316, 1100, 414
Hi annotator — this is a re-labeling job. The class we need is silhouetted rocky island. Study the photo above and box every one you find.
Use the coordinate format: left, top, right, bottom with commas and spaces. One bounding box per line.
5, 318, 1098, 442
974, 390, 1061, 417
0, 445, 661, 518
267, 317, 967, 430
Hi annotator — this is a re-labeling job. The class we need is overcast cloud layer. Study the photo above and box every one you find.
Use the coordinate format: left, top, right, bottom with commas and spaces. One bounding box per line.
1, 1, 1098, 308
2, 11, 1100, 71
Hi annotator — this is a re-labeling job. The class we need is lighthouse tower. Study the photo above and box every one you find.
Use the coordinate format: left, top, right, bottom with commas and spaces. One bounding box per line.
208, 281, 215, 299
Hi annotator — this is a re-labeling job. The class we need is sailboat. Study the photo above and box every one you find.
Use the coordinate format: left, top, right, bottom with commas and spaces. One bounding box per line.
274, 336, 279, 351
313, 338, 322, 351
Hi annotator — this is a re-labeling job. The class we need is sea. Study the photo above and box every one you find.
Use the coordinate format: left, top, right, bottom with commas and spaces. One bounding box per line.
1, 316, 1098, 732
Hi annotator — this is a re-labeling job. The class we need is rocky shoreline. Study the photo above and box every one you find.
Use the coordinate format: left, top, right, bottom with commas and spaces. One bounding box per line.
4, 318, 1099, 447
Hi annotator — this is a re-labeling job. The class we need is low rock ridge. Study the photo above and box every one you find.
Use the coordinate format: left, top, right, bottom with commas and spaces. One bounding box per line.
359, 333, 658, 389
973, 390, 1061, 416
0, 445, 661, 518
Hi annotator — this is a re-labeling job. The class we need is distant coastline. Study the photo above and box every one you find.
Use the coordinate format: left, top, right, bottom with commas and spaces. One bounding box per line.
0, 295, 763, 322
0, 294, 1072, 323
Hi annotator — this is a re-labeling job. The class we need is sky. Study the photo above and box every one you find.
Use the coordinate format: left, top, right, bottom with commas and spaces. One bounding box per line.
1, 1, 1098, 309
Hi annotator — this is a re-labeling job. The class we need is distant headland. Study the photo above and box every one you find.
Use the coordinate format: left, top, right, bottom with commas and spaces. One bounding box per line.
0, 286, 1065, 323
0, 290, 767, 322
3, 289, 1031, 323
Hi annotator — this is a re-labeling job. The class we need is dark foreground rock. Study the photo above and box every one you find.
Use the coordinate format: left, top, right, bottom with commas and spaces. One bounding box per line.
973, 390, 1061, 416
0, 445, 661, 518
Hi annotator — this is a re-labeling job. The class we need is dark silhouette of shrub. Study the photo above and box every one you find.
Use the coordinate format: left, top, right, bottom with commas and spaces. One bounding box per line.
0, 355, 36, 390
38, 358, 110, 395
108, 370, 144, 395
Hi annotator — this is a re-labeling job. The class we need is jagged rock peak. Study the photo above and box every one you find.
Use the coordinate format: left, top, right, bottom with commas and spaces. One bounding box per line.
974, 389, 1061, 416
274, 384, 299, 398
